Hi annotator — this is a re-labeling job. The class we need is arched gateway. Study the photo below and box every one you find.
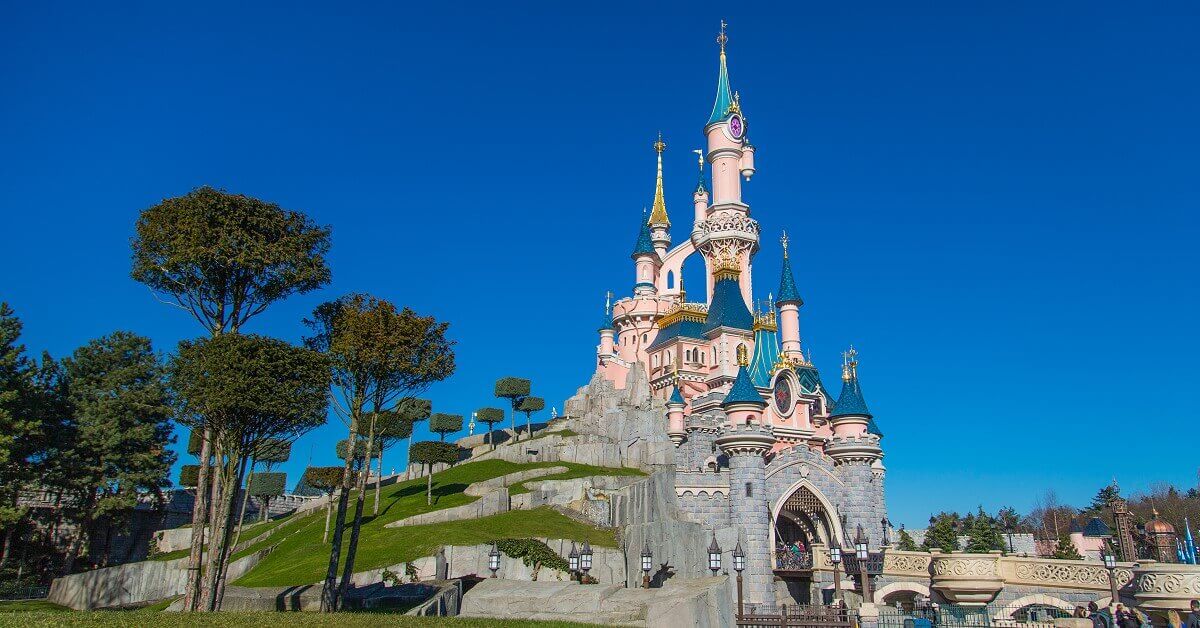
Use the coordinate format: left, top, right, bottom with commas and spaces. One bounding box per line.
769, 481, 845, 605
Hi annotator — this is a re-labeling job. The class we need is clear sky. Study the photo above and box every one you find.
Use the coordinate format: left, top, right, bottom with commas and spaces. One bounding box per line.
2, 2, 1197, 527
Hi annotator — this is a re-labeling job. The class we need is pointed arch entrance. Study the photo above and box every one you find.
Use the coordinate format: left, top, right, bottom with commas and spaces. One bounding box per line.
769, 480, 845, 605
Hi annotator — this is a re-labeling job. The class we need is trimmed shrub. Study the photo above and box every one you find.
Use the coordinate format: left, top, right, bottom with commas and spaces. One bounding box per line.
254, 439, 291, 464
494, 377, 530, 399
518, 396, 545, 413
429, 413, 463, 441
247, 472, 287, 498
302, 466, 346, 493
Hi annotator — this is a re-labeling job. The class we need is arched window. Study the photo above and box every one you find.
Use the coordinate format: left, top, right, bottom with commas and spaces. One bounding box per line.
700, 351, 706, 364
642, 333, 648, 344
652, 354, 659, 367
666, 270, 675, 289
665, 352, 672, 364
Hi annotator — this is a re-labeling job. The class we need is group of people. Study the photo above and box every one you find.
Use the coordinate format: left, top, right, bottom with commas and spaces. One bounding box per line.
1075, 599, 1200, 628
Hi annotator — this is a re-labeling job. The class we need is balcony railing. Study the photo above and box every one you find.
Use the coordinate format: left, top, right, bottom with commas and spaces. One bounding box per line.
775, 549, 815, 571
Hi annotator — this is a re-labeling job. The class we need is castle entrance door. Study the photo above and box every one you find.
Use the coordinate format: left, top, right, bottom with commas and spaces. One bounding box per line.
771, 483, 841, 607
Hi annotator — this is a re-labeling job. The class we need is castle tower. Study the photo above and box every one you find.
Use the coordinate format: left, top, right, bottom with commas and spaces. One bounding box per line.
702, 255, 755, 384
692, 149, 709, 226
666, 385, 686, 446
827, 347, 887, 549
631, 209, 659, 296
715, 358, 775, 605
775, 232, 804, 362
648, 134, 671, 257
693, 23, 760, 307
596, 292, 615, 365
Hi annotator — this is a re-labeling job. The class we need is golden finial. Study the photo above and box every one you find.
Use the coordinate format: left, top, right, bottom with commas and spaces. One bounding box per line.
649, 134, 669, 226
841, 346, 859, 381
780, 231, 790, 259
728, 91, 742, 115
653, 132, 665, 154
736, 343, 749, 367
717, 20, 728, 53
678, 276, 686, 301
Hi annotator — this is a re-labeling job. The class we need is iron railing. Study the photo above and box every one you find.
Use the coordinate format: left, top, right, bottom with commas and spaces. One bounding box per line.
737, 603, 853, 628
0, 585, 49, 601
775, 550, 815, 571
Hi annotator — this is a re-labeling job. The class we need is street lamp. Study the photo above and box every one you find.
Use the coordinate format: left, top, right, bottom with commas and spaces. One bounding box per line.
855, 525, 873, 606
708, 533, 722, 576
568, 541, 580, 581
1103, 548, 1120, 604
641, 542, 653, 588
828, 539, 843, 603
881, 518, 891, 547
732, 540, 746, 618
580, 539, 593, 578
488, 542, 500, 578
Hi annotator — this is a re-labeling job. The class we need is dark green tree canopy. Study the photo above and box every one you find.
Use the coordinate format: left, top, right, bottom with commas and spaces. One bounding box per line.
1052, 534, 1083, 560
373, 410, 415, 446
171, 334, 330, 454
131, 186, 332, 335
187, 430, 204, 457
518, 397, 545, 413
0, 302, 40, 528
62, 331, 176, 520
475, 407, 504, 424
396, 397, 432, 424
179, 464, 200, 488
429, 413, 463, 440
494, 377, 530, 400
409, 441, 458, 467
921, 512, 960, 552
253, 438, 292, 464
897, 528, 919, 551
963, 507, 1007, 553
302, 466, 345, 492
336, 438, 381, 464
247, 472, 287, 498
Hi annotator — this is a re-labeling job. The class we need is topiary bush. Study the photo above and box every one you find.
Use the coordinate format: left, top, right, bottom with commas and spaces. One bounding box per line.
254, 439, 292, 464
429, 413, 463, 441
336, 438, 380, 466
247, 472, 287, 497
302, 466, 346, 492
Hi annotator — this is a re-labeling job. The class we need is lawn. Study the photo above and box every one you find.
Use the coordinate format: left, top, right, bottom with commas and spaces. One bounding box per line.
234, 459, 630, 587
152, 513, 298, 562
506, 463, 642, 496
0, 610, 601, 627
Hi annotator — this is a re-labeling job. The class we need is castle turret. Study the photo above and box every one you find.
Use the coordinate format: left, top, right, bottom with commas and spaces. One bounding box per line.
597, 293, 615, 363
667, 385, 686, 446
648, 134, 671, 257
775, 231, 804, 362
631, 209, 658, 296
715, 355, 775, 606
692, 150, 709, 225
826, 347, 883, 465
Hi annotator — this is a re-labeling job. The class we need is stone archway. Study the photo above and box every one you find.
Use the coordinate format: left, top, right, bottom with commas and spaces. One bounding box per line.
770, 479, 844, 555
996, 594, 1076, 621
875, 581, 931, 605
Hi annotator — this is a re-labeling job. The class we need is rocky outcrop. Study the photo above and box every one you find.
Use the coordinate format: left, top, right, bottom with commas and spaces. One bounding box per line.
559, 369, 675, 471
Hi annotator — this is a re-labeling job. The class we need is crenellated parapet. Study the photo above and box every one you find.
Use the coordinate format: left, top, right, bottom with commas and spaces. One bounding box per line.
824, 432, 882, 465
715, 422, 775, 457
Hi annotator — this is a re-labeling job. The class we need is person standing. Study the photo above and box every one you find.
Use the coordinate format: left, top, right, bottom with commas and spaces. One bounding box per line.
1184, 599, 1200, 628
1089, 601, 1114, 628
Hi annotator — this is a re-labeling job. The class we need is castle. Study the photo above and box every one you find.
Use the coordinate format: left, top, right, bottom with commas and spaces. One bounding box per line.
588, 24, 887, 607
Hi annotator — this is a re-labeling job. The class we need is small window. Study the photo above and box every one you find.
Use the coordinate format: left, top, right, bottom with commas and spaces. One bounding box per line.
643, 333, 648, 343
745, 482, 753, 497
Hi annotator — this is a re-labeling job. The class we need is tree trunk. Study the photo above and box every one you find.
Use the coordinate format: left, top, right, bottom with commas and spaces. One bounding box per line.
200, 450, 232, 612
183, 428, 213, 611
323, 498, 332, 543
525, 412, 531, 439
209, 454, 247, 611
338, 419, 377, 603
426, 463, 433, 506
321, 414, 360, 612
510, 402, 517, 442
373, 449, 383, 516
0, 528, 12, 568
261, 496, 270, 522
230, 457, 255, 554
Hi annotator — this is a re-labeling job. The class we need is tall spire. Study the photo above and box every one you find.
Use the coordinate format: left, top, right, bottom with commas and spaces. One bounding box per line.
775, 231, 803, 306
708, 21, 734, 126
631, 208, 655, 259
692, 149, 707, 193
648, 133, 670, 227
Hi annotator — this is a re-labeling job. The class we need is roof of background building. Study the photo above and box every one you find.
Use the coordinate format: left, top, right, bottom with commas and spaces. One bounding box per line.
1083, 517, 1112, 537
703, 277, 754, 333
748, 327, 781, 387
708, 43, 733, 125
646, 318, 706, 351
669, 386, 685, 405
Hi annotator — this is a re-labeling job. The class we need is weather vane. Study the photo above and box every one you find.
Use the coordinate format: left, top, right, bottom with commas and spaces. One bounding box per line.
717, 20, 728, 52
654, 132, 665, 154
780, 231, 790, 258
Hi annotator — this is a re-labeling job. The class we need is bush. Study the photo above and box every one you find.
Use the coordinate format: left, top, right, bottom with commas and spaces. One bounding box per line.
336, 438, 380, 464
247, 472, 287, 497
518, 397, 545, 413
476, 407, 504, 425
254, 439, 291, 464
496, 538, 569, 573
409, 441, 458, 467
179, 464, 199, 487
187, 430, 204, 456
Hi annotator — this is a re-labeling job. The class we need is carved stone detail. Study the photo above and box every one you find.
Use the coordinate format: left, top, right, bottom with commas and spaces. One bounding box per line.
1133, 563, 1200, 611
930, 552, 1003, 607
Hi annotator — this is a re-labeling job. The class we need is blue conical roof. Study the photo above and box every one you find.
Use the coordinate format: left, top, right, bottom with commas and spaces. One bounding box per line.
831, 375, 871, 418
703, 276, 753, 333
631, 213, 656, 259
669, 386, 685, 405
598, 306, 613, 331
776, 255, 802, 306
708, 48, 733, 125
748, 327, 781, 387
722, 365, 765, 407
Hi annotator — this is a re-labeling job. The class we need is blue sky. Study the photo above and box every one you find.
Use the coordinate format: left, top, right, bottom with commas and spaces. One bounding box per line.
2, 2, 1197, 527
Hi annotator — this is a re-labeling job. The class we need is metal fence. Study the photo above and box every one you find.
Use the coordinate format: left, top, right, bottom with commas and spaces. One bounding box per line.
737, 603, 853, 628
0, 585, 50, 601
876, 604, 994, 628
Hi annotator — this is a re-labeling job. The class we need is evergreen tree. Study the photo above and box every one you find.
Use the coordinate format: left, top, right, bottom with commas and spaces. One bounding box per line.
475, 407, 504, 450
1089, 485, 1121, 512
372, 400, 425, 515
59, 332, 175, 573
1052, 534, 1083, 560
518, 396, 545, 439
964, 507, 1007, 553
0, 304, 37, 568
897, 527, 919, 551
922, 512, 960, 552
429, 413, 463, 442
494, 377, 530, 442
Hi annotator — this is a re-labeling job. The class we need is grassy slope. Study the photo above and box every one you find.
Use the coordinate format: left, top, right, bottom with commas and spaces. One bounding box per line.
151, 513, 297, 562
507, 464, 642, 496
234, 459, 631, 587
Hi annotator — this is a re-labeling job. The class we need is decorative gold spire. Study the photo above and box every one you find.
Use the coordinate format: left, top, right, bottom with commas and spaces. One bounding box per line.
736, 343, 749, 367
781, 231, 790, 259
712, 251, 741, 282
648, 133, 669, 227
841, 346, 859, 382
678, 276, 686, 302
717, 20, 728, 54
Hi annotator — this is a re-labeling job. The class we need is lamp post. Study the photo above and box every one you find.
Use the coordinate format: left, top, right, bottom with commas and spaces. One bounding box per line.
488, 542, 500, 578
829, 540, 843, 604
580, 539, 593, 581
732, 540, 746, 617
855, 525, 872, 606
881, 518, 892, 547
708, 533, 722, 576
568, 541, 580, 582
641, 542, 653, 588
1103, 549, 1120, 604
1006, 522, 1015, 554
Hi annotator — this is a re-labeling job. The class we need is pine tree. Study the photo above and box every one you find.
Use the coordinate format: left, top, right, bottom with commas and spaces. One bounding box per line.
897, 527, 919, 551
964, 507, 1007, 553
1052, 534, 1083, 560
922, 512, 961, 552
